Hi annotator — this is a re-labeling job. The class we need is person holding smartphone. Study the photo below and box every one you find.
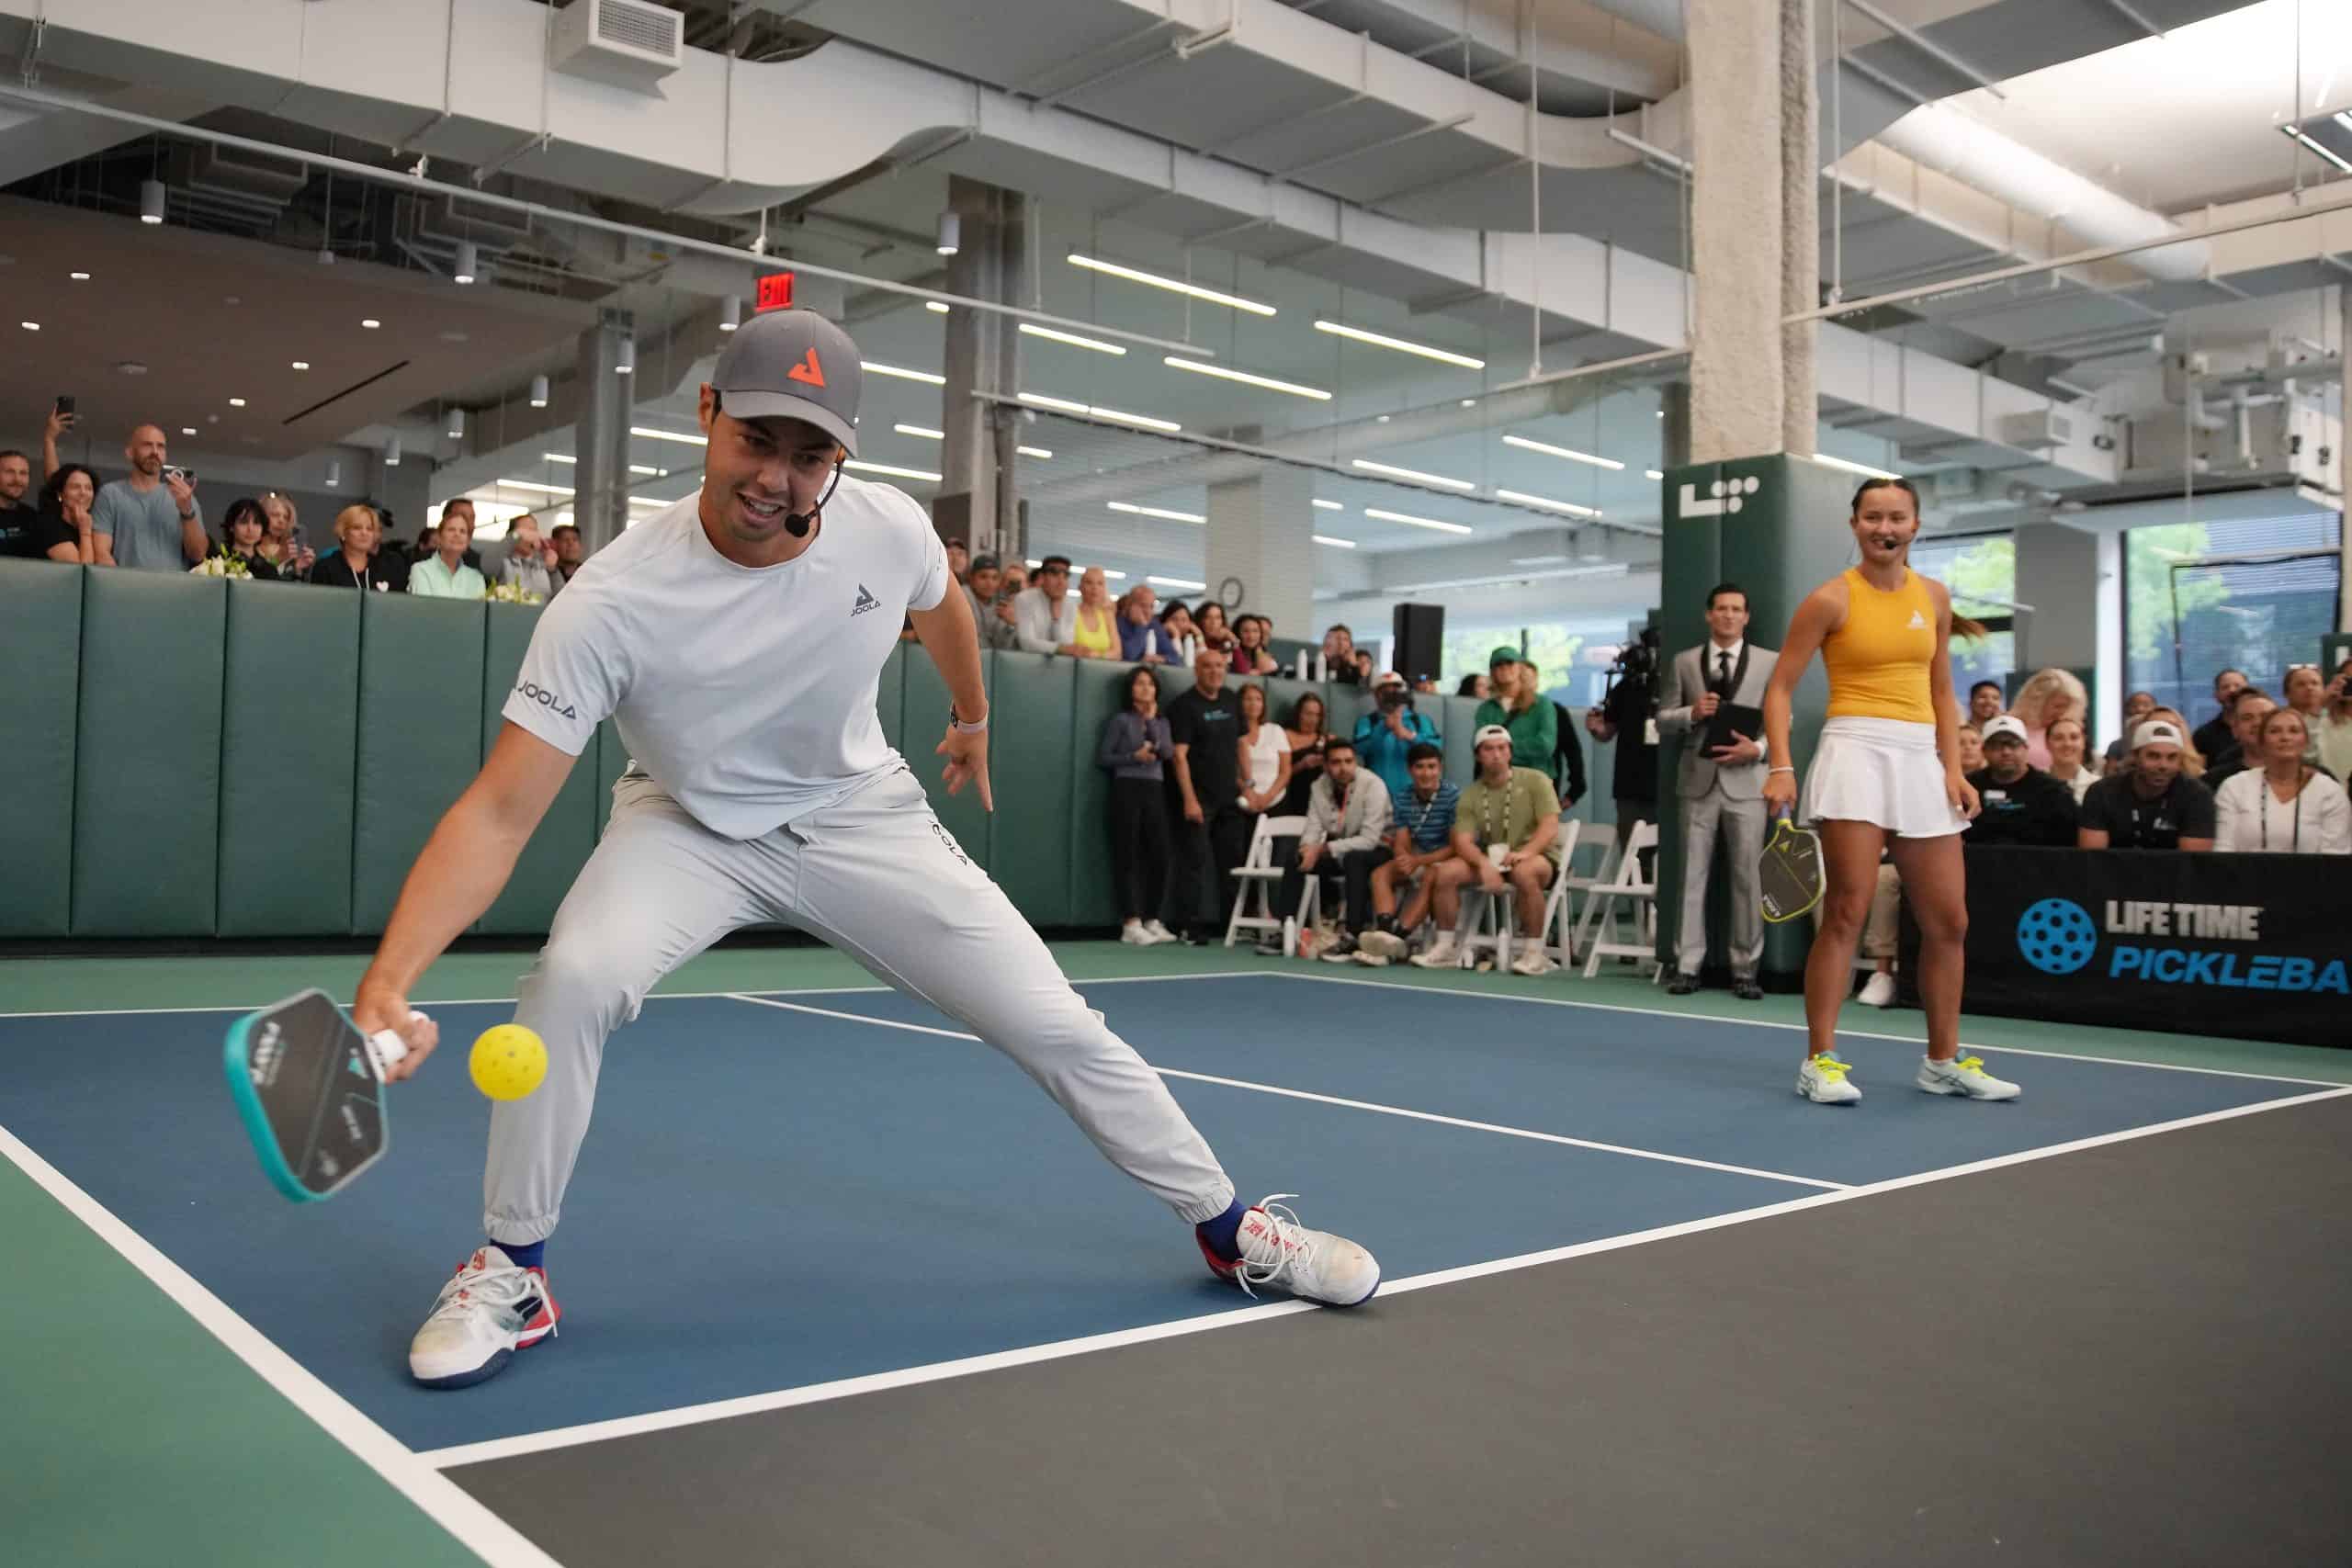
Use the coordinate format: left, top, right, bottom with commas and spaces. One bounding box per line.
90, 423, 206, 570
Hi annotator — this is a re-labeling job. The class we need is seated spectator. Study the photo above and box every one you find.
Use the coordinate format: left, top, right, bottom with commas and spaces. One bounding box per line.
2140, 706, 2205, 776
0, 446, 40, 557
944, 538, 969, 586
1195, 602, 1239, 661
1114, 583, 1174, 663
2103, 691, 2159, 765
2009, 667, 2087, 770
408, 507, 487, 598
1013, 555, 1075, 655
2043, 715, 2097, 804
548, 523, 587, 593
1412, 725, 1562, 976
2202, 689, 2276, 789
1067, 566, 1121, 659
2282, 664, 2328, 765
2078, 720, 2216, 851
1456, 671, 1489, 700
1966, 716, 2077, 847
963, 554, 1017, 650
30, 462, 101, 563
1158, 600, 1201, 666
256, 491, 314, 581
441, 500, 486, 571
1473, 646, 1558, 775
1355, 742, 1461, 964
498, 513, 557, 600
1320, 624, 1359, 684
1278, 693, 1330, 816
2212, 707, 2351, 854
1352, 671, 1441, 805
1956, 719, 1984, 773
1967, 680, 2005, 727
2313, 659, 2352, 782
215, 498, 282, 580
1266, 736, 1392, 960
1235, 683, 1293, 821
92, 423, 205, 570
2190, 669, 2246, 764
1230, 614, 1280, 677
311, 504, 406, 592
1099, 666, 1180, 945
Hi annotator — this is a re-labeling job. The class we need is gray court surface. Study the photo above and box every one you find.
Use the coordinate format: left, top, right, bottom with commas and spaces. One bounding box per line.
448, 1095, 2352, 1568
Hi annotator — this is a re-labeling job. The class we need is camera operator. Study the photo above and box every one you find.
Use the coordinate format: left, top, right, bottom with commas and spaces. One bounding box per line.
1584, 626, 1663, 869
1351, 671, 1440, 806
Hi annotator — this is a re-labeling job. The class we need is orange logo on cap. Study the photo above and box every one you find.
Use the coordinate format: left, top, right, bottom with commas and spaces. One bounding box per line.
786, 349, 826, 388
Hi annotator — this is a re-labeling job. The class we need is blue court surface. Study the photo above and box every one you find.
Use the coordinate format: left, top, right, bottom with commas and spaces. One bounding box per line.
0, 972, 2320, 1457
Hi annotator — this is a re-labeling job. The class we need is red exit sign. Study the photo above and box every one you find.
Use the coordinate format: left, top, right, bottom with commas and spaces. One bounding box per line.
755, 272, 796, 312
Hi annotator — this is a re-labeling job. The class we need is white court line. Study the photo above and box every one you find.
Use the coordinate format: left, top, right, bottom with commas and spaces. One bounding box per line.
1261, 968, 2351, 1089
0, 1122, 567, 1568
416, 1081, 2352, 1472
723, 995, 1844, 1190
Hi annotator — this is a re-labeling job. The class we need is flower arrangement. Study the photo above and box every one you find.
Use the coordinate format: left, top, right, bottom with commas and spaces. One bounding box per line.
190, 552, 251, 579
488, 580, 546, 605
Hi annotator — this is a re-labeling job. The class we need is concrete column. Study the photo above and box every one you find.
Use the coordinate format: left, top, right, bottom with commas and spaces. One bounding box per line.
573, 310, 633, 554
1206, 466, 1316, 642
940, 176, 1026, 560
2339, 284, 2350, 632
1659, 379, 1691, 470
1686, 0, 1784, 462
1778, 0, 1818, 457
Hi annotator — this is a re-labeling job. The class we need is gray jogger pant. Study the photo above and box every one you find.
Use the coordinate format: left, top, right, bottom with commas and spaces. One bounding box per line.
481, 766, 1237, 1244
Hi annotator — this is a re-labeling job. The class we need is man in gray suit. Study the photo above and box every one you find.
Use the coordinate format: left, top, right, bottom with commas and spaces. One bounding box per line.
1657, 582, 1776, 1000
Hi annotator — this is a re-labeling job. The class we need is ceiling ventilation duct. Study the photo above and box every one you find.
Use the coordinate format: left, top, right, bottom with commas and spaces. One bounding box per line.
553, 0, 686, 94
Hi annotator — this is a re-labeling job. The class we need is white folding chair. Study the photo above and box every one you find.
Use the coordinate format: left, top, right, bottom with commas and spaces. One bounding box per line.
1581, 820, 1661, 978
1566, 822, 1629, 963
1537, 819, 1585, 969
1457, 819, 1583, 975
1224, 815, 1315, 950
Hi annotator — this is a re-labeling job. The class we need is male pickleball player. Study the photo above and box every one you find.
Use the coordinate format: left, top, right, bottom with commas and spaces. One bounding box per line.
353, 310, 1378, 1388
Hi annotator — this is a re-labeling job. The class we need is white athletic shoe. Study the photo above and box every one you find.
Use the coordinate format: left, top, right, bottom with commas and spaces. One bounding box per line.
1917, 1054, 2021, 1101
1142, 919, 1179, 945
1408, 934, 1459, 969
1120, 919, 1151, 945
1201, 1196, 1380, 1307
1858, 970, 1897, 1008
408, 1246, 560, 1389
1355, 929, 1408, 963
1796, 1052, 1862, 1105
1510, 949, 1555, 978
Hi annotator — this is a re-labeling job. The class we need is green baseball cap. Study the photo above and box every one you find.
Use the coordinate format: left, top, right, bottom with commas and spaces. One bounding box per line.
1487, 645, 1521, 669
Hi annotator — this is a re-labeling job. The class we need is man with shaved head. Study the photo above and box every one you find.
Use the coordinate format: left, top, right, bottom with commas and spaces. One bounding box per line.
92, 423, 206, 570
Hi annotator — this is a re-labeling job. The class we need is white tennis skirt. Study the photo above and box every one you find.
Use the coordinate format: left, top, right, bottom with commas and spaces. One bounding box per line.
1801, 716, 1968, 839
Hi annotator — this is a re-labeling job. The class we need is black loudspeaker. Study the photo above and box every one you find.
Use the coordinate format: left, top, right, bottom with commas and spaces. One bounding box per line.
1393, 603, 1444, 684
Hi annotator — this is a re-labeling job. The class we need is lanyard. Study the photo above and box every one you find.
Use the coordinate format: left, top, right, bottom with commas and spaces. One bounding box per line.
1481, 775, 1518, 843
2258, 776, 2304, 852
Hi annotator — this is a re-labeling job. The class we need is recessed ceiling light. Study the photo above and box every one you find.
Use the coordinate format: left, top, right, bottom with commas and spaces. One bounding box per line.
1148, 575, 1208, 591
1460, 398, 1477, 408
440, 331, 469, 344
180, 426, 197, 435
113, 360, 147, 376
630, 425, 708, 446
543, 452, 577, 464
68, 270, 90, 281
18, 321, 37, 331
1503, 434, 1623, 470
228, 397, 245, 407
1019, 323, 1127, 355
1351, 457, 1475, 491
290, 360, 311, 370
1107, 501, 1206, 524
1312, 320, 1485, 369
361, 318, 381, 329
1494, 487, 1602, 518
1067, 254, 1276, 316
1162, 356, 1330, 400
894, 423, 945, 441
1312, 535, 1358, 549
865, 361, 947, 386
1363, 507, 1474, 536
845, 459, 944, 482
1016, 446, 1054, 459
1311, 499, 1343, 511
1645, 468, 1665, 480
925, 300, 949, 314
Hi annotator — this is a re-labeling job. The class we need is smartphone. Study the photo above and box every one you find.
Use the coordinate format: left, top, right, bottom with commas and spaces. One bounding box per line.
163, 465, 198, 486
54, 394, 75, 417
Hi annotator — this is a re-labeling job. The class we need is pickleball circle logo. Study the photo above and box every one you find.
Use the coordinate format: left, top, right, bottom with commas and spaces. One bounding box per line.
2017, 897, 2098, 975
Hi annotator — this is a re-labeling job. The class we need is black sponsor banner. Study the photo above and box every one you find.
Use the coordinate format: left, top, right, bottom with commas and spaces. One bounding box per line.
1900, 847, 2352, 1048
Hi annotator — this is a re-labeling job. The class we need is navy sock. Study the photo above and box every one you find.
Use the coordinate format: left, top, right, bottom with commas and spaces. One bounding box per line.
496, 1238, 546, 1270
1195, 1198, 1248, 1262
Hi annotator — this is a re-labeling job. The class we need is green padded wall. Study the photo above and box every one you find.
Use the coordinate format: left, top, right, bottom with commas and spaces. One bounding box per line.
594, 718, 628, 837
352, 595, 486, 934
217, 583, 358, 936
901, 643, 992, 869
0, 562, 82, 935
986, 652, 1076, 925
1065, 663, 1131, 929
479, 605, 599, 934
1439, 694, 1481, 784
72, 570, 225, 936
876, 642, 907, 757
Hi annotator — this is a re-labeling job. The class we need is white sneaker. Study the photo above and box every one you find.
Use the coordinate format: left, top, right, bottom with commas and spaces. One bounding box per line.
1796, 1052, 1862, 1105
1509, 949, 1555, 978
1356, 929, 1408, 963
1142, 919, 1179, 945
1858, 970, 1896, 1008
1120, 919, 1150, 945
1201, 1196, 1379, 1307
1408, 934, 1459, 969
408, 1246, 560, 1389
1917, 1054, 2020, 1101
1351, 949, 1391, 967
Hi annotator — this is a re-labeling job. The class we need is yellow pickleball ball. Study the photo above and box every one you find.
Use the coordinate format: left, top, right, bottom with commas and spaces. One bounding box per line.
469, 1024, 548, 1101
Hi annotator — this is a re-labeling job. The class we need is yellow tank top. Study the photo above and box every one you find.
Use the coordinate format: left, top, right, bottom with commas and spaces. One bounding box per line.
1070, 604, 1117, 658
1823, 567, 1938, 724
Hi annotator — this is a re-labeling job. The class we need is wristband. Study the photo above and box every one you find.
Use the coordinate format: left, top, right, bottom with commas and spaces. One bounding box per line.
1767, 766, 1795, 776
948, 705, 989, 735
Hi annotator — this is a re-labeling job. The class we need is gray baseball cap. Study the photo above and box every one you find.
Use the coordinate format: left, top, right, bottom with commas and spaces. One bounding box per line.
709, 309, 863, 456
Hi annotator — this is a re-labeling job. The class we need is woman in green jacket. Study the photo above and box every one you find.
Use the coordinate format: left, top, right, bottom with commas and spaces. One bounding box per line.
1473, 645, 1557, 773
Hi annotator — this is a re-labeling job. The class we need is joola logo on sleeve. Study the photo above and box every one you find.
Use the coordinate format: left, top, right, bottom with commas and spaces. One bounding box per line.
514, 681, 579, 720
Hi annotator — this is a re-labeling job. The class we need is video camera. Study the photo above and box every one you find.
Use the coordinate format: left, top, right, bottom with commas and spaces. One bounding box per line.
1603, 626, 1661, 709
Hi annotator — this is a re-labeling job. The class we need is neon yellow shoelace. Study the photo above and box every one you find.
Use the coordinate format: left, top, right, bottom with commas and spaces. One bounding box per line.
1812, 1055, 1853, 1080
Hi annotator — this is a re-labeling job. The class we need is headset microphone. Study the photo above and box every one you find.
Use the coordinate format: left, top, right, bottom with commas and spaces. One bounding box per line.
782, 461, 846, 537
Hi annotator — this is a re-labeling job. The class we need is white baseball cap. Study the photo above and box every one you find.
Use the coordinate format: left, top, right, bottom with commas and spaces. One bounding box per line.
1980, 715, 2029, 745
1473, 724, 1513, 748
2132, 719, 2185, 750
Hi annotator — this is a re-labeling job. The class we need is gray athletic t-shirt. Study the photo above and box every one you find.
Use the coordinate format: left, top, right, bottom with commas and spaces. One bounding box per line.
92, 479, 199, 571
502, 479, 951, 840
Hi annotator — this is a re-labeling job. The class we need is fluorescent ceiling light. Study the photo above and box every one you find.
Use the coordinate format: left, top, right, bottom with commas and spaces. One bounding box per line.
226, 396, 245, 406
1068, 253, 1276, 316
632, 425, 708, 446
895, 423, 945, 441
2281, 126, 2352, 175
1312, 320, 1484, 369
1811, 452, 1901, 479
1163, 356, 1330, 400
925, 300, 949, 314
628, 495, 673, 509
1312, 535, 1358, 549
847, 459, 944, 482
628, 464, 664, 476
1148, 575, 1208, 591
1108, 501, 1206, 524
1387, 562, 1629, 593
1019, 392, 1088, 414
1020, 323, 1127, 355
1502, 434, 1623, 470
290, 360, 311, 371
542, 452, 577, 464
1645, 469, 1665, 480
361, 318, 380, 329
1311, 498, 1343, 511
866, 362, 947, 385
1494, 487, 1601, 518
1363, 506, 1474, 536
1019, 391, 1182, 432
1351, 457, 1476, 491
1017, 446, 1054, 459
496, 479, 575, 494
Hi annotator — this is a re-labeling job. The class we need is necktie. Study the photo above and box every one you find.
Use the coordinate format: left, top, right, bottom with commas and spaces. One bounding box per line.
1717, 650, 1732, 690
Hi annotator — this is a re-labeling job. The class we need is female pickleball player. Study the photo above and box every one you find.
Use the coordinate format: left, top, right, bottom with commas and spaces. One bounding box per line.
1759, 477, 2019, 1106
